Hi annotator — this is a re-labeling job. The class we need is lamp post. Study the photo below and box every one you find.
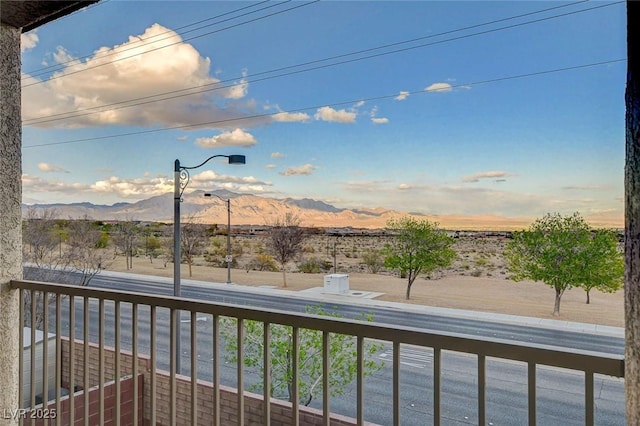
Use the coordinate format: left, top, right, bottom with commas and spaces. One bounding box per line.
173, 154, 245, 371
204, 192, 232, 284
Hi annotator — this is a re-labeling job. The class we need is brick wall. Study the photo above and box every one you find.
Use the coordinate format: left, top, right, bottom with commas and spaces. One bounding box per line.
30, 375, 143, 426
62, 338, 378, 425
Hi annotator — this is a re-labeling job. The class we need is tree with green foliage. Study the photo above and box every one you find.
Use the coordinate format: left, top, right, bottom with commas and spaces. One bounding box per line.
362, 248, 384, 274
383, 217, 456, 300
577, 229, 624, 304
220, 306, 383, 406
505, 212, 623, 315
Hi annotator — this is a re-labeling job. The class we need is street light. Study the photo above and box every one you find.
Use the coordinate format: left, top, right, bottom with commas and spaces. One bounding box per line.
173, 154, 245, 372
173, 154, 245, 296
204, 192, 232, 284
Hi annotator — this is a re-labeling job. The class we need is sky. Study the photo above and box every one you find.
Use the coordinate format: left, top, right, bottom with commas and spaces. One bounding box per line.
19, 0, 627, 225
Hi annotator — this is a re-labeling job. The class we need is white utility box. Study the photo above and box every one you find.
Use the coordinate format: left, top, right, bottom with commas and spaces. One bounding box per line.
323, 274, 350, 294
23, 327, 56, 408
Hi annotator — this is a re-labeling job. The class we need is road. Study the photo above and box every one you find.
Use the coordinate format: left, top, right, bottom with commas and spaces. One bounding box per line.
87, 272, 625, 355
43, 271, 626, 424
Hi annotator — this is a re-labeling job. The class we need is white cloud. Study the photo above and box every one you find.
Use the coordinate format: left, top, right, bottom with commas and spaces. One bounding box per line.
280, 164, 318, 176
272, 111, 310, 122
562, 185, 611, 191
195, 128, 256, 148
426, 82, 453, 93
37, 162, 69, 173
271, 152, 285, 159
225, 70, 249, 99
24, 169, 271, 201
398, 183, 412, 190
314, 106, 356, 123
354, 100, 365, 108
395, 91, 410, 101
369, 106, 388, 124
22, 174, 89, 195
191, 170, 272, 193
21, 32, 39, 52
52, 46, 75, 65
91, 175, 173, 198
462, 171, 517, 183
265, 164, 277, 169
22, 24, 265, 129
342, 180, 393, 192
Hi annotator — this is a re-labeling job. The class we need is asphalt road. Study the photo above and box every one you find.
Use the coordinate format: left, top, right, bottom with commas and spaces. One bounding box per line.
85, 272, 625, 355
35, 270, 626, 424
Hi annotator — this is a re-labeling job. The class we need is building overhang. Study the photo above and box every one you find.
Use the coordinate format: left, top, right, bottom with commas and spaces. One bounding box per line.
1, 1, 99, 33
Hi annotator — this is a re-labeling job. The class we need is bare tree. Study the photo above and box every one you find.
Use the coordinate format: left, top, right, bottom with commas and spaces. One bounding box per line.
181, 214, 208, 277
112, 218, 140, 269
266, 213, 306, 288
22, 208, 68, 328
161, 226, 175, 268
66, 216, 110, 286
22, 207, 67, 279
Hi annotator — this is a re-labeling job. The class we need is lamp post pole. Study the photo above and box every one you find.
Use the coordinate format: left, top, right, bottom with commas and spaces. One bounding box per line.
174, 159, 182, 298
173, 154, 245, 372
225, 198, 231, 284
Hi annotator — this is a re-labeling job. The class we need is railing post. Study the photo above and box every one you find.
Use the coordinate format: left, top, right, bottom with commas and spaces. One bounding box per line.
191, 311, 198, 425
83, 297, 89, 426
528, 362, 536, 425
55, 294, 61, 426
393, 341, 400, 426
237, 319, 245, 426
434, 348, 441, 426
291, 327, 300, 426
98, 299, 105, 426
42, 291, 49, 418
263, 322, 271, 425
478, 354, 486, 426
114, 301, 121, 426
585, 371, 594, 426
212, 315, 220, 426
132, 304, 139, 426
356, 336, 364, 426
323, 331, 331, 426
69, 295, 75, 425
150, 305, 157, 426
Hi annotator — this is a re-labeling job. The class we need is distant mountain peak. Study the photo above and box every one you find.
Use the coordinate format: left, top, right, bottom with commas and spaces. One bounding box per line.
283, 197, 344, 213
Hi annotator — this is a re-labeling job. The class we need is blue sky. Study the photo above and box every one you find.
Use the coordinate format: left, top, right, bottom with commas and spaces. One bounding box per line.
20, 0, 626, 225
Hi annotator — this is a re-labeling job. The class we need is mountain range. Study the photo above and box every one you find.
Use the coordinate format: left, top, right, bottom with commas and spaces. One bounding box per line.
21, 190, 620, 230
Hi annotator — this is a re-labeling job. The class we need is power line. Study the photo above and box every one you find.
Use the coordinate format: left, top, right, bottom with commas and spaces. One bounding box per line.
22, 0, 622, 126
21, 1, 318, 88
22, 58, 625, 149
23, 0, 273, 78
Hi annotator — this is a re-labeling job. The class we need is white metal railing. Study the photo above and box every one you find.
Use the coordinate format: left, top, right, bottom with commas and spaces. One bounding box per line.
11, 279, 625, 426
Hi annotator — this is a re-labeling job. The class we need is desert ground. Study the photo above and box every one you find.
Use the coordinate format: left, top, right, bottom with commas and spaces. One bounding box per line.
104, 233, 625, 328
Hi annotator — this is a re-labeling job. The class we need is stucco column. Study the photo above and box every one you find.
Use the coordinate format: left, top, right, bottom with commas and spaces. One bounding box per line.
0, 22, 22, 425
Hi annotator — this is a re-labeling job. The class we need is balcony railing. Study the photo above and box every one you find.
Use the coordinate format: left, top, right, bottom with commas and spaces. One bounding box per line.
11, 279, 625, 426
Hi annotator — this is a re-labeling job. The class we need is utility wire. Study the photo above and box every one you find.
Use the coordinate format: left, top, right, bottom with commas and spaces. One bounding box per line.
23, 0, 272, 78
22, 58, 625, 149
21, 1, 317, 88
22, 0, 622, 126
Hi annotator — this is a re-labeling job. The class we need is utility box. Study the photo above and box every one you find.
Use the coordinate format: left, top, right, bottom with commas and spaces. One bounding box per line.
323, 274, 350, 294
23, 327, 56, 408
